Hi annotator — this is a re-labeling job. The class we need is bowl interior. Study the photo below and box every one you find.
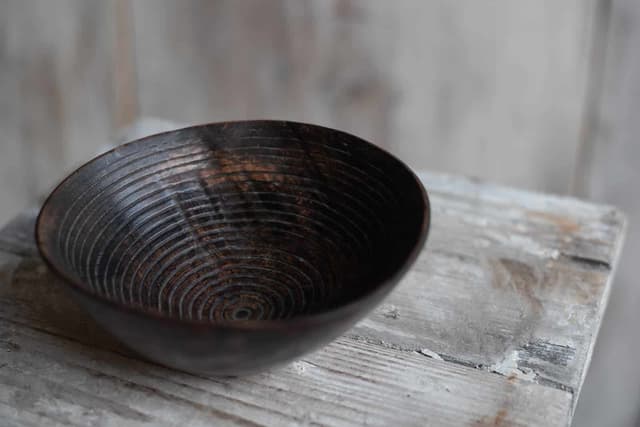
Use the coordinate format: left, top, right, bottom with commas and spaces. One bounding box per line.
37, 122, 426, 322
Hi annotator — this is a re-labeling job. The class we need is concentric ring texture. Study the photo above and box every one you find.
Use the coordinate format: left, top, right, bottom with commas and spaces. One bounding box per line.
39, 122, 425, 322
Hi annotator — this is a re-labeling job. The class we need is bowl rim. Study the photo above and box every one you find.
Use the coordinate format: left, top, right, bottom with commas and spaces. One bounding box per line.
35, 119, 430, 331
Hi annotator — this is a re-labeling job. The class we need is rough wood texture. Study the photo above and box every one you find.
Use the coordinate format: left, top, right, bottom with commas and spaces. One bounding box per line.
0, 0, 601, 223
572, 1, 640, 425
0, 171, 625, 426
0, 0, 119, 224
131, 0, 595, 194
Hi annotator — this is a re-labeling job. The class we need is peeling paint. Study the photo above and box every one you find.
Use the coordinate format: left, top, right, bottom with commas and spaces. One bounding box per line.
489, 350, 537, 382
418, 348, 443, 361
292, 360, 315, 375
379, 304, 400, 319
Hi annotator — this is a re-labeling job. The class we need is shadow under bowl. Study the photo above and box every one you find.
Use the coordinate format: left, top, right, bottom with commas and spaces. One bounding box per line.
36, 120, 429, 375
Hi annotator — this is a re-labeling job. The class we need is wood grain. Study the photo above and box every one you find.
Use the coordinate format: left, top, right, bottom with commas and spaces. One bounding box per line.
0, 0, 119, 224
0, 170, 625, 426
356, 172, 625, 398
571, 1, 640, 425
112, 0, 138, 130
0, 0, 604, 221
131, 0, 596, 194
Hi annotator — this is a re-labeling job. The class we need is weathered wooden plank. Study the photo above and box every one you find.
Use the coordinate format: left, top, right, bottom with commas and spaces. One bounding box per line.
0, 170, 625, 426
0, 208, 40, 258
112, 0, 139, 130
0, 0, 119, 225
363, 173, 624, 401
571, 1, 640, 425
0, 306, 572, 427
131, 0, 595, 194
0, 7, 30, 227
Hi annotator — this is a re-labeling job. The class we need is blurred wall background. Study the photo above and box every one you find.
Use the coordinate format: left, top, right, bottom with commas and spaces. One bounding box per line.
0, 1, 637, 425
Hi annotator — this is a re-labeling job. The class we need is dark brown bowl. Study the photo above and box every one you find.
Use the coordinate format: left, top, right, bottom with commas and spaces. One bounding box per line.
36, 120, 429, 375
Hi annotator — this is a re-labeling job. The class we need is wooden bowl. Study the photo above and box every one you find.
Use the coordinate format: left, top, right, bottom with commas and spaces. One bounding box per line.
36, 120, 429, 375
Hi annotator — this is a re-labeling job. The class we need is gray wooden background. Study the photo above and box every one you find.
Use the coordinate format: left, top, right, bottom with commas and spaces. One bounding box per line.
0, 1, 637, 425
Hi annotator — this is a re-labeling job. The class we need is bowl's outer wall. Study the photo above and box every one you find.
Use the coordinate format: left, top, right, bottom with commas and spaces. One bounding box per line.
69, 280, 394, 375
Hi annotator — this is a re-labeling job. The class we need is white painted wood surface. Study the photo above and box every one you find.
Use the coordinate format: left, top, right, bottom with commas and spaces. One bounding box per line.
0, 0, 121, 224
132, 0, 595, 194
0, 0, 598, 227
0, 169, 626, 426
572, 1, 640, 425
